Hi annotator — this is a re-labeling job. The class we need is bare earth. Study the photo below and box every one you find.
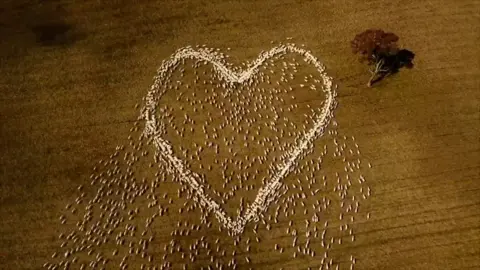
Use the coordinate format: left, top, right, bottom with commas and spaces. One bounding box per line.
1, 0, 479, 269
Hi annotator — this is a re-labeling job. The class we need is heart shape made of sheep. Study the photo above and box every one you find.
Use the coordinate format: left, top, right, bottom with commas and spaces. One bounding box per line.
142, 44, 336, 235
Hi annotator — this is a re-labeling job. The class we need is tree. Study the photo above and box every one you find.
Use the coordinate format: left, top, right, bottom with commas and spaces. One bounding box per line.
351, 29, 415, 87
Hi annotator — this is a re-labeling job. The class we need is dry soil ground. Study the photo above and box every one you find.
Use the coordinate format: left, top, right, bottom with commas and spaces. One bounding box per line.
0, 0, 479, 269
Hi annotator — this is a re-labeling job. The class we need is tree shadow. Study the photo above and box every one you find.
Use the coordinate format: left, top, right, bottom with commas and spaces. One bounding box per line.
369, 49, 415, 87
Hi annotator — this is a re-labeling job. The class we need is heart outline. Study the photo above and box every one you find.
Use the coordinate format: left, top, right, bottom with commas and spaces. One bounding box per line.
142, 44, 337, 235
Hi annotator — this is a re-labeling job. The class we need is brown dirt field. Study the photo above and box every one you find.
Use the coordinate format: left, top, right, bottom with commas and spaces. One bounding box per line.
1, 0, 479, 269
